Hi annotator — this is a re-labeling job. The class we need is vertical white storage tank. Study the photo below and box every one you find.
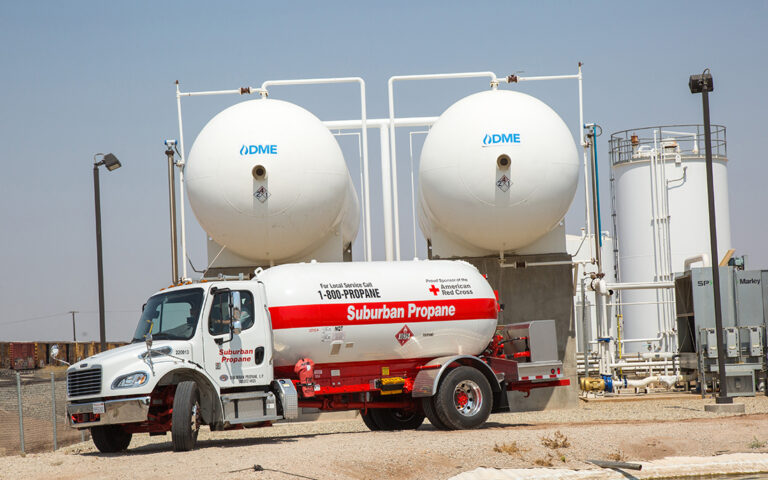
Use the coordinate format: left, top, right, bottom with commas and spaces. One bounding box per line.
609, 125, 732, 353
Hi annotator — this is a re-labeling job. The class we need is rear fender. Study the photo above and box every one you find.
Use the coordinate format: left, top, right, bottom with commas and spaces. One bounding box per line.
412, 355, 501, 398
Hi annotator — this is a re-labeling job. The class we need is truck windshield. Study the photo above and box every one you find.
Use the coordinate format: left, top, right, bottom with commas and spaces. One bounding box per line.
132, 288, 204, 342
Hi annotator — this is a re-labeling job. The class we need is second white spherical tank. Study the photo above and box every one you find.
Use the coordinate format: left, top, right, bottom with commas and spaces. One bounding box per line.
419, 90, 579, 255
185, 99, 359, 263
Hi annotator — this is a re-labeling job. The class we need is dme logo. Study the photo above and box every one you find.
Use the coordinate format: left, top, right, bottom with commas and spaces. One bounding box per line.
483, 133, 521, 145
240, 144, 278, 155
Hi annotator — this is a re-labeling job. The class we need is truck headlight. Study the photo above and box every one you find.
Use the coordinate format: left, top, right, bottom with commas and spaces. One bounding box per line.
111, 372, 149, 389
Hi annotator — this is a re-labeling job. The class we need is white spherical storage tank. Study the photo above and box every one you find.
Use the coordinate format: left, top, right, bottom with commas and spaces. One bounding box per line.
185, 99, 359, 265
610, 126, 732, 352
418, 90, 580, 257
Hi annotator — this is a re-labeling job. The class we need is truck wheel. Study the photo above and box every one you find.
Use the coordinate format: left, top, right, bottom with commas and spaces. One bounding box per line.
360, 410, 381, 431
432, 366, 492, 430
420, 397, 450, 430
370, 408, 425, 430
91, 425, 132, 453
172, 381, 201, 451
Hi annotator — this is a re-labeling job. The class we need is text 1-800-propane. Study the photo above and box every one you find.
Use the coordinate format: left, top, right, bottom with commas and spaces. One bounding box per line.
258, 260, 498, 373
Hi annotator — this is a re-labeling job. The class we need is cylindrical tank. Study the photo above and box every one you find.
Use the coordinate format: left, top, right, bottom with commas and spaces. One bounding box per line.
258, 260, 498, 370
418, 90, 579, 257
610, 125, 732, 352
185, 99, 359, 264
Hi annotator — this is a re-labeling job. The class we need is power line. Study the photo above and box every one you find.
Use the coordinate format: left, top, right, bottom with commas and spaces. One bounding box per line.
0, 310, 141, 327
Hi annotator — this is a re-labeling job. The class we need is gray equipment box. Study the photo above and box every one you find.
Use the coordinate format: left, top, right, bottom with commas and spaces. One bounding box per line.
690, 267, 737, 329
735, 270, 765, 327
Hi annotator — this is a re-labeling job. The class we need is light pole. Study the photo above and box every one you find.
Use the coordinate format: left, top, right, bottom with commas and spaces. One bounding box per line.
689, 69, 731, 404
93, 153, 122, 351
69, 310, 78, 342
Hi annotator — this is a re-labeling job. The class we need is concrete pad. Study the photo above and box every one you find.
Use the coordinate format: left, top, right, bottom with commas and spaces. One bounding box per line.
449, 453, 768, 480
704, 402, 746, 413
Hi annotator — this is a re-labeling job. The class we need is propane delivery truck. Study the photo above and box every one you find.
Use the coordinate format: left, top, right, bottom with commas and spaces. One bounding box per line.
64, 260, 568, 452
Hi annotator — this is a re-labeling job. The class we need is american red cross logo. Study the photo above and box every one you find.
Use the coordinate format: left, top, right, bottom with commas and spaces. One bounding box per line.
395, 325, 414, 346
428, 284, 440, 296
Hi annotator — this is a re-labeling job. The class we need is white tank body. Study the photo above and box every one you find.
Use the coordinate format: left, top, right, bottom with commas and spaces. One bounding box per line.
257, 260, 499, 370
419, 90, 579, 257
610, 127, 732, 352
185, 99, 359, 264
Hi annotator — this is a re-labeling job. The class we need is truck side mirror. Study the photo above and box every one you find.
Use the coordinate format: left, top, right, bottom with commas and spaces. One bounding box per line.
232, 320, 242, 335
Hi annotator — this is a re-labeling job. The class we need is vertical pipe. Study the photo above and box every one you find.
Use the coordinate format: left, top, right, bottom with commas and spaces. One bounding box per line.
70, 311, 77, 342
175, 82, 189, 280
581, 277, 590, 375
16, 371, 24, 454
51, 372, 57, 451
701, 85, 730, 403
587, 130, 602, 273
379, 126, 394, 260
93, 165, 106, 350
577, 65, 593, 261
358, 80, 372, 262
166, 149, 179, 282
387, 79, 402, 260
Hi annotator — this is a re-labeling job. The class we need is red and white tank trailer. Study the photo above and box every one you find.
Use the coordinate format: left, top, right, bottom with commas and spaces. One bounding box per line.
64, 260, 568, 452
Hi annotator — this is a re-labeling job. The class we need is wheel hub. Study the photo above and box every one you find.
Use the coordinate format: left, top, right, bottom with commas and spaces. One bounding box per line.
453, 380, 483, 417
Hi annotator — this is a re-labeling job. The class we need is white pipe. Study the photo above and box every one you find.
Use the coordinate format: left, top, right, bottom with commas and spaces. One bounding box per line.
175, 82, 189, 280
260, 77, 372, 262
640, 352, 676, 360
577, 65, 592, 262
684, 253, 711, 271
409, 130, 429, 258
623, 375, 685, 389
178, 87, 263, 97
379, 126, 394, 261
606, 281, 675, 290
387, 72, 501, 261
609, 361, 675, 368
515, 74, 581, 82
324, 116, 439, 130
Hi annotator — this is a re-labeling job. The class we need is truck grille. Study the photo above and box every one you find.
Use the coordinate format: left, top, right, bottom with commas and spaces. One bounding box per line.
67, 367, 102, 397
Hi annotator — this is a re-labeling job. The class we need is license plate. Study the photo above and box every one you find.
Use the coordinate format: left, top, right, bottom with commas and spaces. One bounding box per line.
92, 402, 105, 414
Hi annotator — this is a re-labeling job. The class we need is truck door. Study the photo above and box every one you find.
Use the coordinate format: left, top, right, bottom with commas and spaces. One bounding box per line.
203, 286, 273, 389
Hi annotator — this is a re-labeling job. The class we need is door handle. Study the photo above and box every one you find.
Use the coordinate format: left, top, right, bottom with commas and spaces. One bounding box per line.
254, 346, 265, 365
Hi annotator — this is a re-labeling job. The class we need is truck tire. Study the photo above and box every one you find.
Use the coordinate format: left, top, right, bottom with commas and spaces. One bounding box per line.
360, 410, 381, 431
369, 408, 425, 430
432, 366, 492, 430
420, 397, 450, 430
172, 381, 201, 452
91, 425, 132, 453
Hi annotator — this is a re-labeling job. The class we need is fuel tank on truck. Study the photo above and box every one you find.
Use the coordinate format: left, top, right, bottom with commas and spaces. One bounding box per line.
185, 98, 360, 267
256, 260, 499, 373
418, 89, 579, 257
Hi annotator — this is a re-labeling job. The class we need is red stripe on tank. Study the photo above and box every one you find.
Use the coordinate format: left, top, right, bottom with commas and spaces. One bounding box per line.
268, 298, 497, 330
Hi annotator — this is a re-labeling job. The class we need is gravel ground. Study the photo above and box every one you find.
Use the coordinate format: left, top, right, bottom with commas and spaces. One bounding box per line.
2, 394, 768, 480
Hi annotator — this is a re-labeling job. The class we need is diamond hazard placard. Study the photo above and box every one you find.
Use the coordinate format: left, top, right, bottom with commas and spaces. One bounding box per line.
395, 325, 414, 346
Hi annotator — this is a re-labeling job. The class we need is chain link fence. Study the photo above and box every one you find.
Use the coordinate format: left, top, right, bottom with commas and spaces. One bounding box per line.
0, 368, 90, 456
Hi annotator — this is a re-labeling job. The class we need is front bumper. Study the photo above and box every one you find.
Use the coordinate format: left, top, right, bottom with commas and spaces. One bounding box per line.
67, 396, 150, 428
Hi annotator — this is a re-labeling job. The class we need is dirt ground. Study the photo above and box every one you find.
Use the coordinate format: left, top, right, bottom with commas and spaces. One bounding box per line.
2, 394, 768, 480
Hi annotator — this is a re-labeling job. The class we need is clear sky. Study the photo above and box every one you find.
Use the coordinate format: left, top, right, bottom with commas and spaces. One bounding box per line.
1, 1, 766, 342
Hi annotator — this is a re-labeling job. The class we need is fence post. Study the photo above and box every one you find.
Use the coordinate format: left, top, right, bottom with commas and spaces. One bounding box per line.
51, 372, 58, 451
16, 371, 24, 454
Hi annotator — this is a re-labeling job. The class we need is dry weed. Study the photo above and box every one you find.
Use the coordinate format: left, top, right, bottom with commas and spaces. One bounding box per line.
749, 437, 766, 449
533, 454, 554, 467
493, 441, 526, 456
607, 449, 627, 461
540, 430, 570, 449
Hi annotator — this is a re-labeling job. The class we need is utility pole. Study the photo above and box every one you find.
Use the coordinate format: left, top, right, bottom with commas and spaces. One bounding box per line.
69, 311, 78, 342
